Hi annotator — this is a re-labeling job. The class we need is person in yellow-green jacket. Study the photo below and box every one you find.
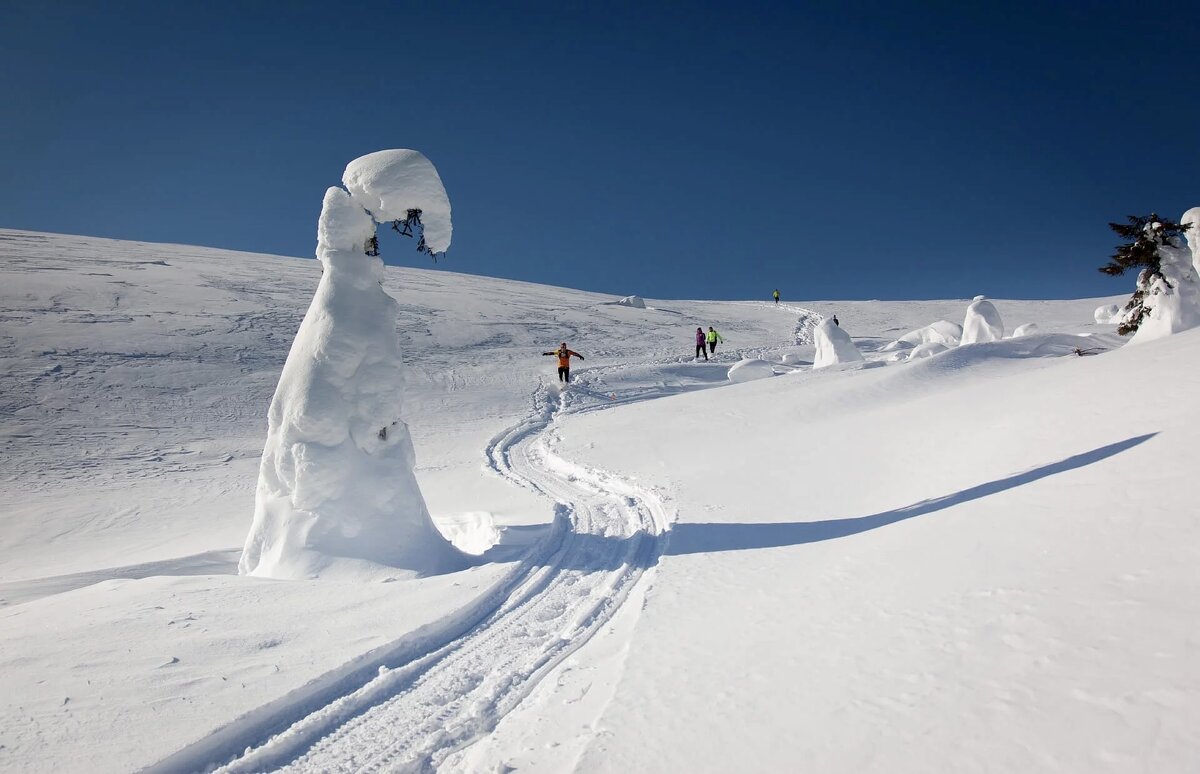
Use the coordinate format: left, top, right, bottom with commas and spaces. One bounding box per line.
706, 326, 725, 355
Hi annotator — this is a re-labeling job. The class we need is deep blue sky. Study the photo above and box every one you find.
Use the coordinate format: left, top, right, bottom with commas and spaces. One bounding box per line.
2, 1, 1195, 300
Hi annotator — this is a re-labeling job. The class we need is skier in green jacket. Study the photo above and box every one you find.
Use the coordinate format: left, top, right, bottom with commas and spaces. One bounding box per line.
706, 326, 725, 355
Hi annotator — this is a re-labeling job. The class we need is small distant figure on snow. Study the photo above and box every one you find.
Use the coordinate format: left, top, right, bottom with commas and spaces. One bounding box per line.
773, 289, 780, 304
706, 326, 725, 354
694, 327, 709, 361
543, 342, 584, 383
832, 314, 839, 326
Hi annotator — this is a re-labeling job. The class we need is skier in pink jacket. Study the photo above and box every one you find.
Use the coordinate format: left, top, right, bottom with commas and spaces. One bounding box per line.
694, 327, 708, 361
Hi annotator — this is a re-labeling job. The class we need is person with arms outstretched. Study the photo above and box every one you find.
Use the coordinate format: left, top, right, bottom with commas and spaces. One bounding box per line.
706, 326, 725, 354
543, 342, 584, 383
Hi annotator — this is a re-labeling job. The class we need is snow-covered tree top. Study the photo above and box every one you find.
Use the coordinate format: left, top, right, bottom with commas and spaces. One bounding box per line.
342, 150, 453, 254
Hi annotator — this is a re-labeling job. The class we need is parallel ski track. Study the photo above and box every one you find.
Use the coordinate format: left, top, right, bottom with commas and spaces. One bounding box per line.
206, 380, 672, 774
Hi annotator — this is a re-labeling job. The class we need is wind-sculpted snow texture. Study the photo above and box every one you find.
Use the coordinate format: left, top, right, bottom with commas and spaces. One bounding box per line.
241, 152, 466, 580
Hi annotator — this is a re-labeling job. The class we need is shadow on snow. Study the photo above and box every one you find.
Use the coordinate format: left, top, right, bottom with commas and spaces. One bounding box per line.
543, 433, 1157, 570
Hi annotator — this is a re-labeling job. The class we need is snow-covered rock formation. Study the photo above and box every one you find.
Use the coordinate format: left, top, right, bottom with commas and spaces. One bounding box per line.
812, 318, 864, 368
615, 295, 646, 308
727, 358, 776, 382
240, 150, 468, 580
961, 296, 1004, 344
1010, 323, 1039, 338
1127, 207, 1200, 344
882, 319, 963, 351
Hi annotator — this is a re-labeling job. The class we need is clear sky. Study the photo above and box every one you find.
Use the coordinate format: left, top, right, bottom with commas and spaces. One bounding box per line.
2, 1, 1195, 301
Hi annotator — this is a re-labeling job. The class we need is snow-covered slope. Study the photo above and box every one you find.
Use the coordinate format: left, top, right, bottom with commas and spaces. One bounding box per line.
3, 229, 1195, 772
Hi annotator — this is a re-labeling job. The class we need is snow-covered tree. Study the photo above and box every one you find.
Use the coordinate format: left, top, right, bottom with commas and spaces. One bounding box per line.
1099, 212, 1199, 339
240, 150, 468, 580
812, 318, 864, 368
961, 296, 1003, 344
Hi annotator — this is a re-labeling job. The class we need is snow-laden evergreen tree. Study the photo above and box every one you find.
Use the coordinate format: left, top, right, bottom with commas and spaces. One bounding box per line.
240, 150, 468, 580
1099, 212, 1199, 339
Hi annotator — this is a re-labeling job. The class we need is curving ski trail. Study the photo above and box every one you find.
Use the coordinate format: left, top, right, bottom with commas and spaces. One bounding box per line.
204, 381, 671, 773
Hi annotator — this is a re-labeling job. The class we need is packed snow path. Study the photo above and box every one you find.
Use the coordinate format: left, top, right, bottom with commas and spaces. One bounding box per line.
204, 382, 672, 773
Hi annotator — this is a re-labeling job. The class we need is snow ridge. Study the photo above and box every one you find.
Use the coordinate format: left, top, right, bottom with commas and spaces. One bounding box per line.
189, 381, 671, 773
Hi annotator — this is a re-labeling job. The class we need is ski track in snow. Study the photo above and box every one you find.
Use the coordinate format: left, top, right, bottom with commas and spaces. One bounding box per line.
144, 303, 815, 773
182, 379, 678, 773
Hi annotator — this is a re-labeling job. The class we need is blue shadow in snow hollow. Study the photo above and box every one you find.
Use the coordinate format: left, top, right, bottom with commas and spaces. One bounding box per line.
665, 433, 1157, 557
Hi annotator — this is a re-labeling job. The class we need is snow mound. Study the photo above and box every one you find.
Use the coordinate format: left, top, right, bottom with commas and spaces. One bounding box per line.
1010, 323, 1039, 338
813, 319, 864, 368
909, 341, 950, 359
779, 352, 804, 365
961, 297, 1004, 344
615, 295, 646, 308
241, 151, 467, 581
728, 359, 776, 383
883, 319, 963, 350
1094, 304, 1122, 324
342, 149, 453, 254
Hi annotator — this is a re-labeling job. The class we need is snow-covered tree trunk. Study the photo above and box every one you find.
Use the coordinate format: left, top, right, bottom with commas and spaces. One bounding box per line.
240, 150, 467, 580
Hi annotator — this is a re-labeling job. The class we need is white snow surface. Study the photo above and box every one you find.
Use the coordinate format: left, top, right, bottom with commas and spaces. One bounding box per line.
883, 318, 963, 350
812, 317, 864, 368
908, 340, 951, 359
342, 149, 453, 253
727, 358, 777, 382
962, 296, 1005, 344
1, 229, 1196, 773
1011, 322, 1039, 337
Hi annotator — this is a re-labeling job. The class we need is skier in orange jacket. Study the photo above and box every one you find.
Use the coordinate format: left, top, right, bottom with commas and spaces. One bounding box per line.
543, 342, 584, 383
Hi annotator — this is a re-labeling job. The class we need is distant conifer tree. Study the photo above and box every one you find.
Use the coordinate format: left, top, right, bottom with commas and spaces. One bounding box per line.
1099, 214, 1191, 335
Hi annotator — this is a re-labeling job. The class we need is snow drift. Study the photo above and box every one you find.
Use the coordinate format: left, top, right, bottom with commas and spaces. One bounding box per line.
727, 359, 776, 382
240, 150, 467, 580
882, 319, 962, 351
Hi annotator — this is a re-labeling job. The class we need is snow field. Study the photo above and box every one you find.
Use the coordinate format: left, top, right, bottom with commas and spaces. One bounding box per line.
3, 228, 1190, 772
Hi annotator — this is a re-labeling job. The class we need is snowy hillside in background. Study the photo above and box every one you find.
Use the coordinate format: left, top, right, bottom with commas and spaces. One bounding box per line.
1, 229, 1197, 772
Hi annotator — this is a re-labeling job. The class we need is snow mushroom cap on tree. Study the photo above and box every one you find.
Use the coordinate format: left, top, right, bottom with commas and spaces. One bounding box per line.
342, 149, 453, 254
